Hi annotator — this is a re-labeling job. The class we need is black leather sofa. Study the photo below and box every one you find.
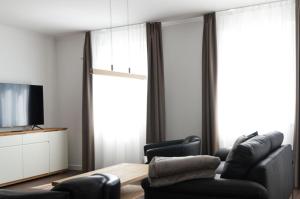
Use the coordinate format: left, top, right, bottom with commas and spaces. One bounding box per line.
144, 136, 201, 163
142, 133, 294, 199
0, 174, 120, 199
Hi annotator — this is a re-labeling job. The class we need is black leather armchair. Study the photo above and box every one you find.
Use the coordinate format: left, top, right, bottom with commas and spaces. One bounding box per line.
144, 136, 201, 163
0, 174, 120, 199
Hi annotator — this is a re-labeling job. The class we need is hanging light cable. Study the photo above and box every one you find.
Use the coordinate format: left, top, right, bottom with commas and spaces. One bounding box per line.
127, 0, 131, 74
110, 0, 113, 71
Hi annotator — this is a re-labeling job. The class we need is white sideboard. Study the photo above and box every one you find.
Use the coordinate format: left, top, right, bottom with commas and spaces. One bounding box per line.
0, 128, 68, 186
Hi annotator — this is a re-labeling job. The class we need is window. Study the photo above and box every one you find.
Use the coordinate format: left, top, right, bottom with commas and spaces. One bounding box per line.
216, 0, 296, 148
91, 24, 147, 168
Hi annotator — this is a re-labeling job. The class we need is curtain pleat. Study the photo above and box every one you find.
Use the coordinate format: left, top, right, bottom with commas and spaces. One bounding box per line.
295, 0, 300, 188
82, 32, 95, 172
202, 13, 219, 155
146, 22, 166, 144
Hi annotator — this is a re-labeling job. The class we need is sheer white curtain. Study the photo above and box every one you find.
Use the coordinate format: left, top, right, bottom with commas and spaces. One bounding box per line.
216, 0, 296, 148
91, 24, 147, 168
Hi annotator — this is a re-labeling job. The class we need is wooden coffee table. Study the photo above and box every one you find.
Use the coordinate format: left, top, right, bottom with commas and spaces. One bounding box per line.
52, 163, 148, 199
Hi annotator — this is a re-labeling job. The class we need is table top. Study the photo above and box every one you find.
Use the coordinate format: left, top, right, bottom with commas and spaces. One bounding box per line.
52, 163, 148, 187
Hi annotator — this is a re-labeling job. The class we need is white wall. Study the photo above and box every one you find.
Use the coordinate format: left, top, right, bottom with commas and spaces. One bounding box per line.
162, 19, 203, 140
55, 33, 85, 170
0, 24, 58, 129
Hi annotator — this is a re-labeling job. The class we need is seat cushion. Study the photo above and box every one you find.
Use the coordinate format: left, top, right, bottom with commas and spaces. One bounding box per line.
221, 131, 283, 179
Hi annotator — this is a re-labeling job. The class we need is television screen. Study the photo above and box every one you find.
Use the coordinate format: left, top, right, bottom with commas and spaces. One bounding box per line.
0, 83, 44, 128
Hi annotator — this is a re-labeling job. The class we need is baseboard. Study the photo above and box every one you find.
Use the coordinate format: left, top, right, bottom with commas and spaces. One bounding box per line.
68, 164, 82, 171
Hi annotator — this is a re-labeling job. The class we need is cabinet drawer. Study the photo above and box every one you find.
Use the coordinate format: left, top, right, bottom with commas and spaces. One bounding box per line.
0, 135, 22, 148
22, 133, 49, 144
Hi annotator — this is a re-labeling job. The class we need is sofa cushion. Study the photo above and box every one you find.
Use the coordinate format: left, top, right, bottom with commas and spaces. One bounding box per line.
225, 132, 258, 162
266, 131, 284, 151
221, 131, 283, 179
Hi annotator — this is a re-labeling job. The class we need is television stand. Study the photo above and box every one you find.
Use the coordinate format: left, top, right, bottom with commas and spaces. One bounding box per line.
32, 125, 43, 130
0, 128, 68, 187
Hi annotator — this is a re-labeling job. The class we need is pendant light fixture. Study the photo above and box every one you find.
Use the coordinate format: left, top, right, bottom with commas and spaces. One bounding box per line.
93, 0, 146, 80
127, 0, 131, 74
109, 0, 130, 73
109, 0, 113, 71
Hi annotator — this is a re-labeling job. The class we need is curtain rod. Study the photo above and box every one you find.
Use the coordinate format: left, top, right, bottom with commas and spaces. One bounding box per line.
91, 0, 288, 32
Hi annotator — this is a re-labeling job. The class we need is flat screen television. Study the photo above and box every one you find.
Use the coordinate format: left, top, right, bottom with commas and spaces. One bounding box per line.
0, 83, 44, 128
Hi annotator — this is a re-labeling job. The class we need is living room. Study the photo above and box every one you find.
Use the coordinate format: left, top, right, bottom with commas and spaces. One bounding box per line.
0, 0, 298, 199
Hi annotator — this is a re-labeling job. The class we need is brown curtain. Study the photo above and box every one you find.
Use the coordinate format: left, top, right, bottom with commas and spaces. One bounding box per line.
295, 0, 300, 188
146, 22, 166, 144
202, 13, 219, 155
82, 32, 95, 172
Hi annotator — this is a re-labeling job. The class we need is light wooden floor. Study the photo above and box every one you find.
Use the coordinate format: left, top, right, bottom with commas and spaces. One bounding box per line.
2, 172, 300, 199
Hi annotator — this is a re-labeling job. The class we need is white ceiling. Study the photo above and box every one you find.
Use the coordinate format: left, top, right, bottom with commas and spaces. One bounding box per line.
0, 0, 276, 36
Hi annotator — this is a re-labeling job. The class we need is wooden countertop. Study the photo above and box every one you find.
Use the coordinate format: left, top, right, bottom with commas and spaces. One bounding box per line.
0, 128, 68, 137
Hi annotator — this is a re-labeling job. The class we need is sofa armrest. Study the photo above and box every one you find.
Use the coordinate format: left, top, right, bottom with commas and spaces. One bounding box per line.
144, 139, 184, 155
52, 174, 120, 199
247, 145, 293, 199
214, 148, 231, 161
102, 174, 121, 199
142, 176, 268, 199
146, 142, 200, 163
0, 190, 69, 199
